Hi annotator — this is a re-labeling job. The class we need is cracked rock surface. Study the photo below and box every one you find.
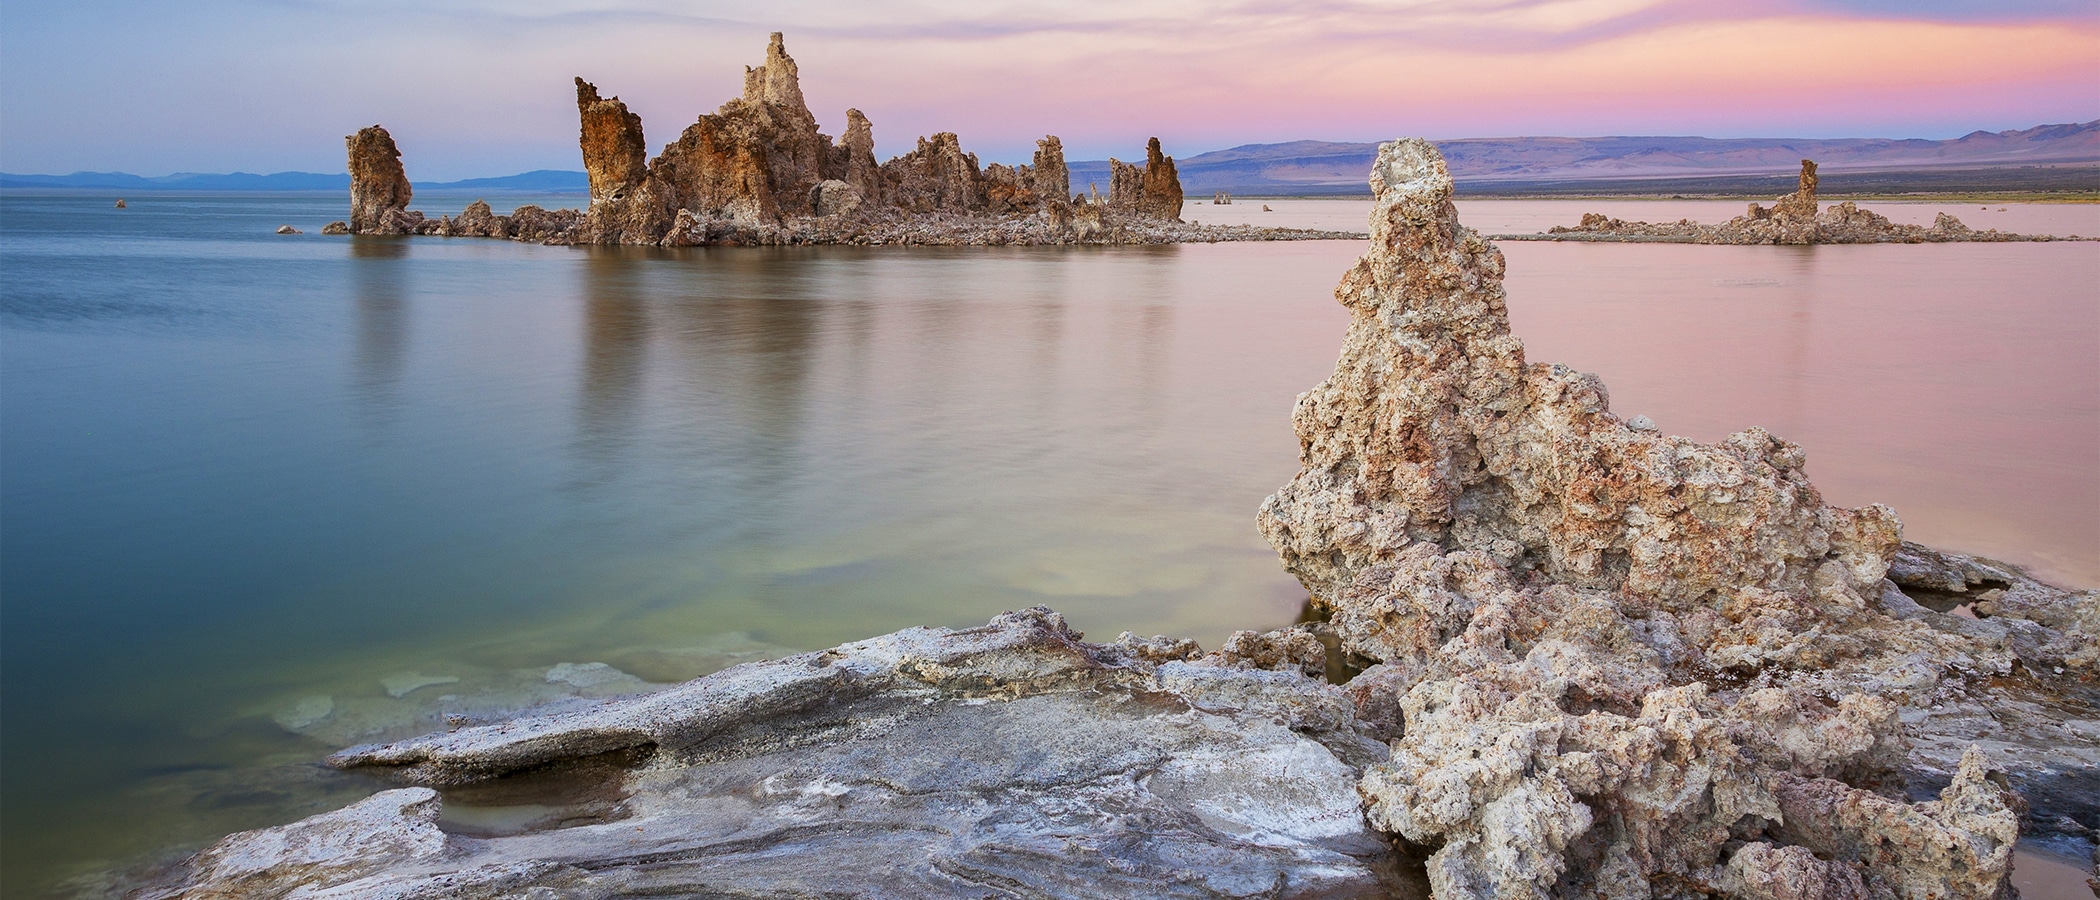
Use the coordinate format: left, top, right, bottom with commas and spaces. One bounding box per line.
129, 610, 1412, 899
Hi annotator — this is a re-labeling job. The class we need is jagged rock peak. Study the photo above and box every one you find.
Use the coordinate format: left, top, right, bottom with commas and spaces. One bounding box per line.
1141, 137, 1184, 221
742, 31, 813, 121
881, 132, 985, 214
345, 125, 413, 235
574, 78, 649, 204
1106, 138, 1185, 221
1033, 136, 1069, 204
834, 108, 883, 202
1772, 158, 1820, 220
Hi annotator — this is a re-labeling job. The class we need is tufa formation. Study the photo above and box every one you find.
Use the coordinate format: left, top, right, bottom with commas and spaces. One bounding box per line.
1513, 159, 2083, 244
1260, 138, 2094, 898
345, 126, 416, 235
337, 34, 1327, 247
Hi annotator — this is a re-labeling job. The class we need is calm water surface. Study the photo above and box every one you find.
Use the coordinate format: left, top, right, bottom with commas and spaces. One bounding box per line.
2, 192, 2094, 893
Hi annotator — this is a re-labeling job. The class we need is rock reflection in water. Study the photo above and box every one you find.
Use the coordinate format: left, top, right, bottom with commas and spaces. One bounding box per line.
349, 237, 409, 424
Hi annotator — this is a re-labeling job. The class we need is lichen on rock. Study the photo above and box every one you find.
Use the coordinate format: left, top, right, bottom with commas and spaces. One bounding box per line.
1258, 137, 2087, 899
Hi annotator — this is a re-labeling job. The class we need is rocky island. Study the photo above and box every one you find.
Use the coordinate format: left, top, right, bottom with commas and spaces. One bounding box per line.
131, 141, 2097, 898
1500, 160, 2088, 244
317, 34, 1358, 247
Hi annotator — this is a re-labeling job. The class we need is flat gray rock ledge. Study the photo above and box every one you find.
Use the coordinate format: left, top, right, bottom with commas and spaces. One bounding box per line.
131, 608, 1416, 899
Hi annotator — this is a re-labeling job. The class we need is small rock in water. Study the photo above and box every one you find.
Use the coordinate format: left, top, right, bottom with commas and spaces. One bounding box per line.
272, 695, 335, 731
114, 199, 127, 208
380, 673, 460, 699
275, 224, 302, 235
543, 661, 634, 690
1262, 204, 1273, 211
320, 221, 350, 235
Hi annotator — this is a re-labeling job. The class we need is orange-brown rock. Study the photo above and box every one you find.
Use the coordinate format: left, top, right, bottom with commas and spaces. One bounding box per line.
881, 132, 985, 214
1106, 138, 1184, 221
1771, 158, 1820, 220
354, 34, 1212, 247
346, 126, 414, 235
1140, 137, 1184, 221
1032, 136, 1069, 204
981, 162, 1038, 215
1108, 157, 1144, 214
641, 32, 836, 225
575, 78, 649, 203
831, 109, 883, 204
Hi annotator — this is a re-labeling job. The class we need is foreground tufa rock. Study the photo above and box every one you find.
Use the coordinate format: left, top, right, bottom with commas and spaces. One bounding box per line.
339, 35, 1291, 247
1515, 158, 2084, 244
130, 609, 1412, 898
1258, 138, 2093, 899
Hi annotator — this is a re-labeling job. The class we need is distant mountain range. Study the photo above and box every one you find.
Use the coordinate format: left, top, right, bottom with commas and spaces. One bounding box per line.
1095, 121, 2100, 195
7, 121, 2094, 196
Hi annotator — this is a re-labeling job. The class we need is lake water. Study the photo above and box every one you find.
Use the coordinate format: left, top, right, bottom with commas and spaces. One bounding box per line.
2, 192, 2095, 895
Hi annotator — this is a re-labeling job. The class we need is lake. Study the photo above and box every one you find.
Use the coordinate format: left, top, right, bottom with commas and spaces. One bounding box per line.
2, 192, 2094, 894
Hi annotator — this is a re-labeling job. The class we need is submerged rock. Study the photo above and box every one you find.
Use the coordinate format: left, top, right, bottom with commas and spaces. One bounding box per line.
1516, 158, 2083, 244
1259, 138, 2092, 898
132, 610, 1408, 898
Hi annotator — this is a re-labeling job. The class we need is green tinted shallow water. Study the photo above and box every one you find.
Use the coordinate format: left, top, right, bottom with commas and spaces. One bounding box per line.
2, 192, 2094, 894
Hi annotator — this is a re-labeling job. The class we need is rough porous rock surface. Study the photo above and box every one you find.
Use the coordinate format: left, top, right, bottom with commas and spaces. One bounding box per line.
1107, 137, 1185, 222
1033, 135, 1071, 204
575, 78, 649, 204
343, 35, 1282, 247
345, 126, 416, 235
883, 131, 988, 214
1508, 159, 2086, 244
1881, 541, 2100, 841
1258, 138, 2094, 899
131, 609, 1414, 899
1142, 137, 1187, 221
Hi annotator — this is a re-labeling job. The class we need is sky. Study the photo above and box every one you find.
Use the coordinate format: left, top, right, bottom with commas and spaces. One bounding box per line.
1, 0, 2095, 180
